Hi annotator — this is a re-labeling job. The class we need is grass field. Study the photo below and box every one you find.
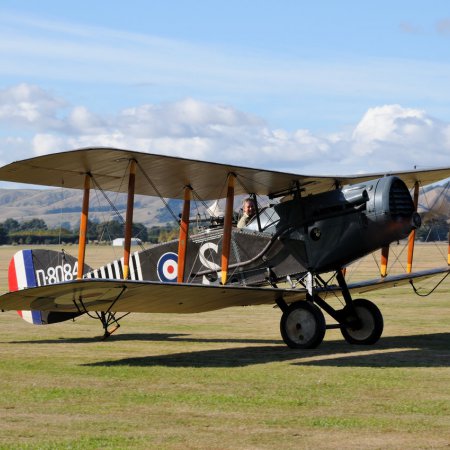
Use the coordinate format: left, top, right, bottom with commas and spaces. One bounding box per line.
0, 243, 449, 449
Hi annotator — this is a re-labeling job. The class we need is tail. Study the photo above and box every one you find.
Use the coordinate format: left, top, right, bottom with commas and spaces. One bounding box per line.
8, 249, 88, 325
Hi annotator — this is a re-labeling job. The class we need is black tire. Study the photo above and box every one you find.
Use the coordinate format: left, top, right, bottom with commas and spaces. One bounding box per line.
280, 301, 326, 349
340, 298, 384, 345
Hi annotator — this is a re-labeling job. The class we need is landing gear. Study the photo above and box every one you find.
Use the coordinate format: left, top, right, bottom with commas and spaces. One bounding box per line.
277, 269, 385, 349
280, 301, 326, 349
340, 298, 384, 345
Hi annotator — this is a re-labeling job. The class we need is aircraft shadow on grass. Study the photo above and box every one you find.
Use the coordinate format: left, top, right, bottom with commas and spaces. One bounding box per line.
9, 333, 280, 346
78, 331, 450, 369
10, 332, 450, 368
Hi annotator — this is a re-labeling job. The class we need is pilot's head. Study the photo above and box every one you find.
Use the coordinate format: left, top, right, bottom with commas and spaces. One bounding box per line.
243, 198, 256, 217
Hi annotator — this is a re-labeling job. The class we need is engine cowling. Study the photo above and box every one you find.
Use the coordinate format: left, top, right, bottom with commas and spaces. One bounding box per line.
275, 176, 420, 272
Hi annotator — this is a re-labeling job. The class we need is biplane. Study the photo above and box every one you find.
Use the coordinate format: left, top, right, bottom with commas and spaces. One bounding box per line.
0, 147, 449, 349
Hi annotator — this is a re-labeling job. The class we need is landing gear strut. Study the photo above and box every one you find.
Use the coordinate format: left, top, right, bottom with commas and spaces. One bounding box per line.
278, 270, 384, 348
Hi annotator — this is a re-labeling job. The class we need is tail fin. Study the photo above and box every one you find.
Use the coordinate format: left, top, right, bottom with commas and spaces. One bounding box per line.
8, 249, 88, 325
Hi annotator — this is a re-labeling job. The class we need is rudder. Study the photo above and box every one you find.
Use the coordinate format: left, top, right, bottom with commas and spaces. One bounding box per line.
8, 249, 86, 325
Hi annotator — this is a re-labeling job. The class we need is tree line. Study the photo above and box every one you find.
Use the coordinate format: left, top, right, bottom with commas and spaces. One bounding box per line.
0, 216, 447, 245
0, 218, 179, 245
415, 217, 449, 242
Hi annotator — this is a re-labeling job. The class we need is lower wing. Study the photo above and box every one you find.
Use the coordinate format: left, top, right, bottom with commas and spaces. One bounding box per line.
0, 267, 447, 314
0, 279, 302, 314
345, 266, 450, 295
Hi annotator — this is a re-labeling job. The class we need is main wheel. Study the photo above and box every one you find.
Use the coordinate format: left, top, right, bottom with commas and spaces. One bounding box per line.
340, 298, 384, 345
280, 301, 326, 349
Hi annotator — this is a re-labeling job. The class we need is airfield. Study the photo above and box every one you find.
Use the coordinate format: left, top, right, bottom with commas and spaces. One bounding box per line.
1, 243, 449, 449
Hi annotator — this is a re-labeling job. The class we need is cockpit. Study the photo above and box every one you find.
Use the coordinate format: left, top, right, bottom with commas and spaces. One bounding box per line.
241, 205, 280, 234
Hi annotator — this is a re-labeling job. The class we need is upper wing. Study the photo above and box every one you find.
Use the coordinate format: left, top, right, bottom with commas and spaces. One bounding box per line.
0, 279, 304, 314
0, 147, 448, 199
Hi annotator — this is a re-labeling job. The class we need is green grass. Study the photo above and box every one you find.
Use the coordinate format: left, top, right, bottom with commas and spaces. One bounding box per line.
0, 244, 449, 449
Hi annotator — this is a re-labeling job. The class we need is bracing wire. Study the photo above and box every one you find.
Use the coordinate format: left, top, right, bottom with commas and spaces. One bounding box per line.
90, 176, 126, 226
348, 181, 449, 280
58, 182, 65, 246
135, 160, 180, 227
90, 168, 146, 252
418, 181, 449, 260
386, 243, 408, 273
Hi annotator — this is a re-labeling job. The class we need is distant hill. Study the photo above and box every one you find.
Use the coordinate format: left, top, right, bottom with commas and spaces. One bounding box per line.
417, 184, 450, 221
0, 183, 446, 230
0, 188, 184, 229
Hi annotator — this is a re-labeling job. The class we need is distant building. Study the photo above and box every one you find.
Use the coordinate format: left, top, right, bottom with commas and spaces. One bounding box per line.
112, 238, 142, 247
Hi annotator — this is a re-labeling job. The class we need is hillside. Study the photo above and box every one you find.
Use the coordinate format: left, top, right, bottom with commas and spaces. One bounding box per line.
0, 188, 184, 228
0, 183, 447, 230
418, 184, 450, 219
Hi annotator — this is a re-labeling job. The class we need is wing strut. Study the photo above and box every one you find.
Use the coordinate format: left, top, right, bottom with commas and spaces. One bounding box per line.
77, 174, 91, 280
123, 160, 136, 279
221, 173, 235, 284
406, 182, 420, 273
448, 229, 450, 266
380, 246, 389, 277
177, 186, 192, 282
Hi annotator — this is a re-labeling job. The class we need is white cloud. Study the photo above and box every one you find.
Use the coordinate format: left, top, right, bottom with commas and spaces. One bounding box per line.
0, 84, 449, 176
68, 106, 106, 134
0, 83, 66, 129
350, 104, 449, 169
119, 99, 264, 138
0, 136, 28, 165
32, 133, 67, 156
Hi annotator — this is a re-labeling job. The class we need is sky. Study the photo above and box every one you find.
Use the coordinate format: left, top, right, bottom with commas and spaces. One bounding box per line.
1, 0, 450, 178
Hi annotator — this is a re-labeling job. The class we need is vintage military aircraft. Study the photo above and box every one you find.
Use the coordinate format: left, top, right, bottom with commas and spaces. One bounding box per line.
0, 147, 449, 349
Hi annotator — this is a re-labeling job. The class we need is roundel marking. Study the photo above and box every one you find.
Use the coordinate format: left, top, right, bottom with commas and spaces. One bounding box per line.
157, 252, 178, 282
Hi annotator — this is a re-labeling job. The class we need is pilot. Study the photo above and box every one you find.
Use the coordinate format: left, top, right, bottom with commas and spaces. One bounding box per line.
237, 197, 256, 229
